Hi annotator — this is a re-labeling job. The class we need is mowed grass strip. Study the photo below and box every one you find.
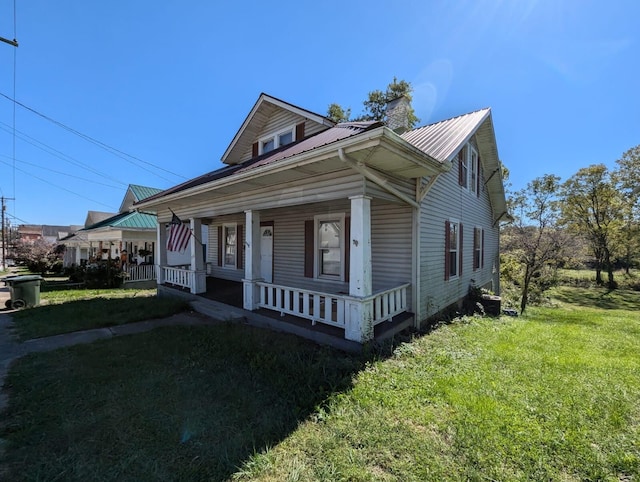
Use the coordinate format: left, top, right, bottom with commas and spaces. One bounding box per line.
233, 289, 640, 481
0, 325, 361, 481
11, 289, 189, 340
1, 286, 639, 481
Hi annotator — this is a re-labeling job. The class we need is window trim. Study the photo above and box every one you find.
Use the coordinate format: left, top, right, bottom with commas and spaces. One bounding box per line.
222, 223, 237, 269
446, 219, 462, 280
459, 146, 468, 188
458, 143, 479, 194
473, 226, 484, 271
258, 124, 296, 155
469, 147, 478, 194
313, 213, 345, 282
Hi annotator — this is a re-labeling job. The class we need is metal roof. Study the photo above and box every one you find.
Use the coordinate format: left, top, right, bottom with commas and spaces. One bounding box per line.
139, 122, 379, 204
129, 184, 163, 202
82, 211, 157, 231
401, 108, 491, 162
237, 122, 380, 173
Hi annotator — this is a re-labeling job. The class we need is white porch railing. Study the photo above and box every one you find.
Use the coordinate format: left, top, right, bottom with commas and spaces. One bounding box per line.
126, 264, 156, 282
161, 266, 207, 293
371, 284, 410, 325
255, 282, 410, 329
162, 266, 193, 289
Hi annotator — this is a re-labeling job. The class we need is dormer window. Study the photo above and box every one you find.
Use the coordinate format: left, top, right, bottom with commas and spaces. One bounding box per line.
258, 125, 296, 155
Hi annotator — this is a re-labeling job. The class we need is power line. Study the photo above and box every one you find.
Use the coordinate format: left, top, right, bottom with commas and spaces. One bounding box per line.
0, 121, 127, 186
0, 92, 187, 182
0, 153, 123, 189
0, 157, 116, 209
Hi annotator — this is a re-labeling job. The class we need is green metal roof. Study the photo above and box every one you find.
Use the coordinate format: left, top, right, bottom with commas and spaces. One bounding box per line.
82, 211, 157, 231
129, 184, 163, 202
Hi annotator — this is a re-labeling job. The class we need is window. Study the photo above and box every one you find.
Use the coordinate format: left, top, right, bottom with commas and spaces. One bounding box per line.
448, 222, 459, 278
445, 220, 463, 280
458, 146, 468, 188
258, 125, 295, 155
223, 224, 236, 268
261, 138, 275, 154
458, 144, 479, 194
278, 130, 293, 146
314, 214, 344, 280
470, 149, 478, 194
473, 227, 484, 271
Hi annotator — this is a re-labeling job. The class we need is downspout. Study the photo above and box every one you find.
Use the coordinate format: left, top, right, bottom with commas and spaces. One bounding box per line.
338, 148, 420, 209
412, 180, 421, 328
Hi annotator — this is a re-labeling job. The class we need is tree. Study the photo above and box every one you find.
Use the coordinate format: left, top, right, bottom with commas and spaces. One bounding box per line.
12, 238, 62, 275
614, 144, 640, 273
326, 103, 351, 123
327, 77, 420, 128
560, 164, 622, 288
502, 174, 569, 313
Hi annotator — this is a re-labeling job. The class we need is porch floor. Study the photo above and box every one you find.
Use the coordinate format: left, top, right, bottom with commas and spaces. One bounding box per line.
185, 276, 414, 346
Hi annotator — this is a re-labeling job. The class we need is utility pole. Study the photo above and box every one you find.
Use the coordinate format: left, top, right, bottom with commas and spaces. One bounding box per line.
1, 197, 15, 270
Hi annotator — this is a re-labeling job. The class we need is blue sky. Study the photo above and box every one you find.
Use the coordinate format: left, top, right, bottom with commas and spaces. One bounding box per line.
0, 0, 638, 226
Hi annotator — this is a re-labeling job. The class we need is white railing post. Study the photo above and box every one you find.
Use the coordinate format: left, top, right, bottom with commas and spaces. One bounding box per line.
156, 221, 168, 285
243, 209, 261, 310
345, 195, 374, 343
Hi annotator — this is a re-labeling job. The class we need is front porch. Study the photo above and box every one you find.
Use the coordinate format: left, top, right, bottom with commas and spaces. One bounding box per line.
160, 276, 414, 348
154, 195, 415, 344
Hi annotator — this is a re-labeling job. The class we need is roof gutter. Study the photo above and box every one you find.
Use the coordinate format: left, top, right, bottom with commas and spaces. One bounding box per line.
338, 148, 420, 209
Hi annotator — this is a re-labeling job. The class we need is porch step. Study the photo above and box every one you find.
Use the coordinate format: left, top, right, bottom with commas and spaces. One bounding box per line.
189, 299, 247, 323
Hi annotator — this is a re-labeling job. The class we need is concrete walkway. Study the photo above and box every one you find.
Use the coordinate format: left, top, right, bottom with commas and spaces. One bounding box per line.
0, 286, 220, 414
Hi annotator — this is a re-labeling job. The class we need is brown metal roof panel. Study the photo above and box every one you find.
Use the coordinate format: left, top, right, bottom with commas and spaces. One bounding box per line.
237, 122, 376, 173
136, 122, 378, 205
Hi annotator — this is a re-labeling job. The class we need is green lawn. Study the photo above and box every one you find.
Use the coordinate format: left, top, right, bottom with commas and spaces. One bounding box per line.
1, 286, 639, 481
11, 289, 189, 340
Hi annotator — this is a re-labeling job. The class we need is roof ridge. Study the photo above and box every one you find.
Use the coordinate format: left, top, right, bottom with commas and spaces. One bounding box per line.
410, 107, 491, 132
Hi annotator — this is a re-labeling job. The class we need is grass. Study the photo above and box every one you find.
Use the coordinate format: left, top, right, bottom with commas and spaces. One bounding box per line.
1, 284, 639, 480
11, 289, 189, 340
0, 325, 362, 481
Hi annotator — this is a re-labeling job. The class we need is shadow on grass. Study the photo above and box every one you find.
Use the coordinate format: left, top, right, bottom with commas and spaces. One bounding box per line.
551, 286, 640, 312
10, 296, 189, 341
1, 323, 373, 481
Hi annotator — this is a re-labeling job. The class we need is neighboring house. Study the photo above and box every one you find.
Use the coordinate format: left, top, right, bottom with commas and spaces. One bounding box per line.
17, 225, 45, 243
136, 93, 508, 343
18, 224, 81, 244
63, 185, 164, 270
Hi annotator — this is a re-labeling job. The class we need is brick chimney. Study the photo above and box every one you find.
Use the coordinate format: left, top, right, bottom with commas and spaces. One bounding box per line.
385, 96, 411, 133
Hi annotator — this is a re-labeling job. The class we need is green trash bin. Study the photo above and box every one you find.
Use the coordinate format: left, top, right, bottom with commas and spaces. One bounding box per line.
3, 275, 44, 309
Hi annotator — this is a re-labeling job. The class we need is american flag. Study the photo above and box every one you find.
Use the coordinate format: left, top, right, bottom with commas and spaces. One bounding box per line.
167, 212, 190, 252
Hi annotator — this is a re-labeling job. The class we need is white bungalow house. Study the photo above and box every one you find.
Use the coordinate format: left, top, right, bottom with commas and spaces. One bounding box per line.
63, 185, 174, 283
135, 94, 508, 343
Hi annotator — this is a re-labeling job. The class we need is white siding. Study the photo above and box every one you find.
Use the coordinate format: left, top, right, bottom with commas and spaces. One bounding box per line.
207, 199, 413, 309
418, 139, 500, 321
238, 110, 328, 163
371, 201, 413, 307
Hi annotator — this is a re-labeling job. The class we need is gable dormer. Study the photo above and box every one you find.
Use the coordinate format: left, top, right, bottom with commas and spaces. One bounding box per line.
221, 93, 335, 165
119, 184, 163, 213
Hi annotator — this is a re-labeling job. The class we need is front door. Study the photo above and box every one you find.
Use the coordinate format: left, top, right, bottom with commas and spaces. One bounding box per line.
260, 225, 273, 283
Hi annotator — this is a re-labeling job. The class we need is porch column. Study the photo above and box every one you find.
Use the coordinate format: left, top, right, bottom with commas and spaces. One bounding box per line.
345, 195, 374, 343
156, 221, 168, 285
243, 209, 261, 310
190, 217, 206, 294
